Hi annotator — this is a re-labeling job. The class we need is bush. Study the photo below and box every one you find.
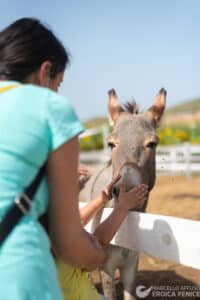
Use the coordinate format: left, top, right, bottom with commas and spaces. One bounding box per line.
158, 124, 200, 145
80, 133, 104, 151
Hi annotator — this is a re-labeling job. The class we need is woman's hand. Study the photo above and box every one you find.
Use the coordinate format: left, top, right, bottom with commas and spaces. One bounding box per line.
78, 164, 91, 190
78, 164, 90, 177
118, 183, 149, 211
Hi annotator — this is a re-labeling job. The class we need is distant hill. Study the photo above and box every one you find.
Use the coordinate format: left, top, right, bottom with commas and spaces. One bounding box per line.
163, 98, 200, 126
83, 97, 200, 128
83, 117, 108, 129
166, 98, 200, 115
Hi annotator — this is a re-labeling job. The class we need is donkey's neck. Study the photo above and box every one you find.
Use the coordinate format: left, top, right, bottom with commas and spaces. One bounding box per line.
79, 163, 113, 203
90, 163, 113, 200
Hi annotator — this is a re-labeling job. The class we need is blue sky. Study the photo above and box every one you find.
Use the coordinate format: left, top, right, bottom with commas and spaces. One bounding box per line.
1, 0, 200, 121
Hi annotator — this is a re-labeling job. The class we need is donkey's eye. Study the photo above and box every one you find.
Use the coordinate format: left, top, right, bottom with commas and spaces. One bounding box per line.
146, 142, 157, 149
108, 142, 116, 149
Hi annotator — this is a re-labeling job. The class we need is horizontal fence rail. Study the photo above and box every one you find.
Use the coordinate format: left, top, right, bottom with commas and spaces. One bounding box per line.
80, 127, 200, 175
156, 144, 200, 175
80, 203, 200, 270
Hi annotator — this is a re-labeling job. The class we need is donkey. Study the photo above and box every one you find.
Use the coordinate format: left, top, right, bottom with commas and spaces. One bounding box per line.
79, 88, 166, 300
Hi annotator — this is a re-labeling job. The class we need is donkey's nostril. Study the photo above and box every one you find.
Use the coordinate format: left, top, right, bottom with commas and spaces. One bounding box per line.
112, 186, 120, 198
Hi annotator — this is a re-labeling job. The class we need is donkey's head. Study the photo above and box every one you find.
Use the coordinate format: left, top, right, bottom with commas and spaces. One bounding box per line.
107, 88, 166, 208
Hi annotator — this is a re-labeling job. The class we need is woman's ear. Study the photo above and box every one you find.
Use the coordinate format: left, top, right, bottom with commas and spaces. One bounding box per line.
38, 61, 52, 87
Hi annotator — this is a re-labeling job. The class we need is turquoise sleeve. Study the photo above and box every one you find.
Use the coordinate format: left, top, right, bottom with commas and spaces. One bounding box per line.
46, 92, 84, 152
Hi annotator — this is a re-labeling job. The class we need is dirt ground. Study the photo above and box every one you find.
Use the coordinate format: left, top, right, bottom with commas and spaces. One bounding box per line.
92, 174, 200, 300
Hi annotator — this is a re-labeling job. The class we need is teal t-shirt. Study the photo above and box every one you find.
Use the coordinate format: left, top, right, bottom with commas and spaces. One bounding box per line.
0, 81, 84, 300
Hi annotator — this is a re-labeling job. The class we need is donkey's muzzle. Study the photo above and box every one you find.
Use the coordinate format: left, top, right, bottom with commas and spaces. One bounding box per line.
112, 186, 120, 198
112, 163, 142, 199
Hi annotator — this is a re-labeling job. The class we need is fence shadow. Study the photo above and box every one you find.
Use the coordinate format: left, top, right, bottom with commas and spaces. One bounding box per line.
116, 213, 180, 266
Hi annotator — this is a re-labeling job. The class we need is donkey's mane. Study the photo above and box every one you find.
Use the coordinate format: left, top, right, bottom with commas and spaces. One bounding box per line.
123, 100, 139, 114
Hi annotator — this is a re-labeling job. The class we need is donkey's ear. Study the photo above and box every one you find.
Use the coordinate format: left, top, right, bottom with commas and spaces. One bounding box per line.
108, 89, 124, 126
145, 88, 167, 127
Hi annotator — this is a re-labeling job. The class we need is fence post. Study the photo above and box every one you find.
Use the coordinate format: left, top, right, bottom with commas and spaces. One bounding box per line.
170, 147, 177, 172
184, 142, 191, 179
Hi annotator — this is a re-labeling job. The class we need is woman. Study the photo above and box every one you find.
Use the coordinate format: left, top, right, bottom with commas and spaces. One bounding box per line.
0, 18, 148, 300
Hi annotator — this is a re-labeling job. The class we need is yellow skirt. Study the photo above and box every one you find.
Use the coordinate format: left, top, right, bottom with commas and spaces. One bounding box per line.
57, 259, 99, 300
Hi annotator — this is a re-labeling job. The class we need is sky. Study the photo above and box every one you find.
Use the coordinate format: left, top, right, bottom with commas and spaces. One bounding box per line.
1, 0, 200, 121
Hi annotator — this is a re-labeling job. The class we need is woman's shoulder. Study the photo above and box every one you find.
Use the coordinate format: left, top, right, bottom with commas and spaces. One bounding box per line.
3, 82, 84, 151
20, 84, 84, 151
20, 83, 65, 103
23, 84, 76, 113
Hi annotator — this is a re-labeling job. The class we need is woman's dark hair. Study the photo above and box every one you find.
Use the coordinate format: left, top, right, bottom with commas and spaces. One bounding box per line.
0, 18, 70, 81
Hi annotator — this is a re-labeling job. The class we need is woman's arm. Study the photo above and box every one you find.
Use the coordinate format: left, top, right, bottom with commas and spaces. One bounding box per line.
93, 183, 148, 246
79, 175, 120, 226
47, 136, 105, 269
80, 194, 106, 226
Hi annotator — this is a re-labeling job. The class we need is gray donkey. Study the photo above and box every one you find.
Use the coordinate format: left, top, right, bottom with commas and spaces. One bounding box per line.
79, 88, 166, 300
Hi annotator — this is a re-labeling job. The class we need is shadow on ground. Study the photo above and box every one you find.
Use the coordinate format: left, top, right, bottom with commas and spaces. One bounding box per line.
93, 268, 200, 300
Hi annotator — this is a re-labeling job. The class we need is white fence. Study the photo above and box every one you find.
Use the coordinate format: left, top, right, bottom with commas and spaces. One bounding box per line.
156, 144, 200, 175
80, 127, 200, 175
81, 205, 200, 270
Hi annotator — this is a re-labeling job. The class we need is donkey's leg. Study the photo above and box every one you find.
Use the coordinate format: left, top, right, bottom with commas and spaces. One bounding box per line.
98, 294, 110, 300
120, 250, 139, 300
101, 245, 124, 300
101, 270, 116, 300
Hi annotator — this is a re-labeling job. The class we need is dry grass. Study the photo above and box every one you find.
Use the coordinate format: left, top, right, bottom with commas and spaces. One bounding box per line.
147, 175, 200, 220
